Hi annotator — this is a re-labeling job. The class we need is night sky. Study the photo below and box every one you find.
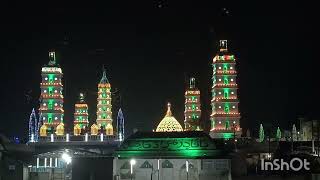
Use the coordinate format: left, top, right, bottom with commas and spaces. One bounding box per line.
0, 2, 314, 139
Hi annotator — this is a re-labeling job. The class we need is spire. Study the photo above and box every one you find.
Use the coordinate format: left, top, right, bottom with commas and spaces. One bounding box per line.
219, 40, 228, 52
48, 51, 57, 66
189, 77, 196, 89
79, 92, 85, 103
165, 102, 172, 117
117, 108, 125, 141
99, 66, 109, 84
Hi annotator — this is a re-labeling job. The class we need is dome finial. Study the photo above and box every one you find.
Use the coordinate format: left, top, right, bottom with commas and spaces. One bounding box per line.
166, 102, 172, 117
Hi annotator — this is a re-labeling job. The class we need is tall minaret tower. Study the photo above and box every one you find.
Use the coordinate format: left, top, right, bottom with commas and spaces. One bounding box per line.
210, 40, 241, 139
74, 93, 89, 129
39, 51, 64, 131
96, 68, 113, 129
184, 77, 201, 131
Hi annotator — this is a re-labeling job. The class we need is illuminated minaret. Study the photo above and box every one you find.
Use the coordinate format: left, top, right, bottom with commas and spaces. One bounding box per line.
39, 51, 64, 131
74, 93, 89, 129
96, 68, 113, 129
184, 77, 201, 131
210, 40, 241, 139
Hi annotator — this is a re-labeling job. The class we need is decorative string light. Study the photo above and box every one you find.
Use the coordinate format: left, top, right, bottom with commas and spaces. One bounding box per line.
210, 41, 241, 138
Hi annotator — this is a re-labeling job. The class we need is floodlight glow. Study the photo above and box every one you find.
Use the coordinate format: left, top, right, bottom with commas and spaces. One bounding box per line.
186, 160, 189, 172
36, 158, 39, 168
44, 158, 47, 168
130, 159, 136, 165
85, 133, 88, 142
61, 153, 72, 164
130, 159, 136, 174
51, 134, 54, 142
100, 133, 104, 142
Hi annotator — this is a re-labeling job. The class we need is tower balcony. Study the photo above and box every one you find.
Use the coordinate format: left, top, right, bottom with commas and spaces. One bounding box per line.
40, 82, 63, 86
98, 84, 111, 88
39, 108, 64, 112
74, 120, 89, 124
214, 70, 237, 75
75, 104, 88, 108
210, 127, 241, 132
41, 94, 64, 99
96, 118, 113, 121
97, 97, 112, 100
213, 55, 236, 62
184, 109, 201, 113
211, 97, 238, 102
184, 100, 200, 104
184, 90, 200, 95
74, 113, 89, 116
212, 83, 237, 88
210, 112, 240, 117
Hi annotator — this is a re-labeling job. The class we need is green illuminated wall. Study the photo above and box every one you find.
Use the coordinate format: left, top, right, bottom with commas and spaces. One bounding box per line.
115, 133, 224, 158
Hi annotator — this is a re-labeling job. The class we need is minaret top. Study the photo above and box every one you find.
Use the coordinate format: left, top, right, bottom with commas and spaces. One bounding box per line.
165, 102, 172, 117
79, 92, 85, 103
48, 51, 57, 66
219, 40, 228, 52
99, 66, 109, 84
189, 77, 196, 89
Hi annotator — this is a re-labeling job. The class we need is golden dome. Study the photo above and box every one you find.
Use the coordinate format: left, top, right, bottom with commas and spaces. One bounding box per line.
156, 103, 183, 132
91, 124, 99, 135
56, 123, 64, 136
74, 124, 81, 136
40, 124, 48, 137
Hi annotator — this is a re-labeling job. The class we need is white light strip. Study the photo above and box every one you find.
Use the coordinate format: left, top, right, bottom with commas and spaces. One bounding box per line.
49, 158, 52, 167
66, 133, 70, 142
55, 158, 58, 167
44, 158, 47, 168
100, 133, 104, 142
186, 160, 189, 172
85, 133, 88, 142
51, 134, 54, 142
36, 158, 39, 168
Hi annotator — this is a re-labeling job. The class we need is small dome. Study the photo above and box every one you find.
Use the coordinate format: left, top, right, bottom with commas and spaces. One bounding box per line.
56, 122, 64, 136
74, 124, 81, 136
156, 103, 183, 132
91, 124, 99, 135
40, 124, 48, 137
105, 123, 113, 135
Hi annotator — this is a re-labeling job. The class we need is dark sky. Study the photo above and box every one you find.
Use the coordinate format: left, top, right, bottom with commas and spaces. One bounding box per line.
0, 2, 314, 139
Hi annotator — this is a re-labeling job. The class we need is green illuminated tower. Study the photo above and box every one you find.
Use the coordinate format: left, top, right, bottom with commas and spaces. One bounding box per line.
74, 93, 89, 129
210, 40, 241, 139
96, 68, 113, 129
184, 77, 201, 131
39, 51, 64, 131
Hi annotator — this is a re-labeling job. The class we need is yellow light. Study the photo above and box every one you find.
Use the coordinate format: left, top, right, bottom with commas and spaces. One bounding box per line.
42, 67, 62, 73
75, 104, 88, 108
